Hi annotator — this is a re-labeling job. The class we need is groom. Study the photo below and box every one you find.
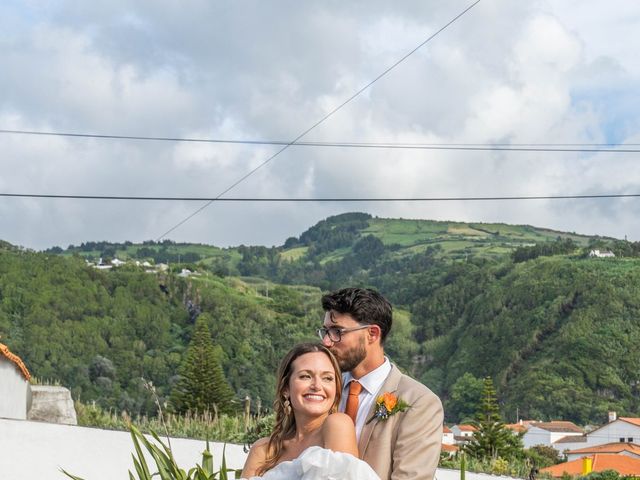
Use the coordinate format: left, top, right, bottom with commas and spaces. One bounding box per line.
318, 287, 443, 480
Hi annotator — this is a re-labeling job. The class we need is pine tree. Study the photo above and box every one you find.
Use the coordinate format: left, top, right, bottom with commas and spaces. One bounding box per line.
170, 315, 236, 415
464, 377, 523, 460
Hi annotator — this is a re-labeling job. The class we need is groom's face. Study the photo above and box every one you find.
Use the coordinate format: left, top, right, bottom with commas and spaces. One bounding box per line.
322, 311, 367, 373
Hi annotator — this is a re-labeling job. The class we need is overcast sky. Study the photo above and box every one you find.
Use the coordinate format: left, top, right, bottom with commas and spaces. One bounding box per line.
1, 1, 639, 250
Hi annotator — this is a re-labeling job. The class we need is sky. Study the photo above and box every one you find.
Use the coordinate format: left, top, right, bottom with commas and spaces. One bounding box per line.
1, 0, 639, 250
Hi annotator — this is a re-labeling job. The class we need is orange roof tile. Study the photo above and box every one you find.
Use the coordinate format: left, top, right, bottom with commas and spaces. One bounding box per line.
0, 342, 31, 380
568, 443, 640, 456
457, 424, 477, 432
541, 454, 640, 478
532, 421, 583, 433
505, 423, 527, 433
442, 444, 459, 452
443, 426, 452, 433
620, 418, 640, 428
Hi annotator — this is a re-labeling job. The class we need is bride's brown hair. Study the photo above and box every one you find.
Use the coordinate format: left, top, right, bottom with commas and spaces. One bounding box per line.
258, 342, 342, 475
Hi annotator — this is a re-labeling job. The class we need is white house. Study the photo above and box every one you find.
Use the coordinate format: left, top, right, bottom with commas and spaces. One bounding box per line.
0, 342, 31, 419
443, 426, 455, 445
522, 421, 584, 449
553, 433, 588, 454
452, 424, 476, 437
589, 250, 615, 258
577, 416, 640, 449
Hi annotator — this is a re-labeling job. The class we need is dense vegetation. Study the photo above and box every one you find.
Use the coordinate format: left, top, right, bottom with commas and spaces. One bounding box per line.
4, 213, 640, 426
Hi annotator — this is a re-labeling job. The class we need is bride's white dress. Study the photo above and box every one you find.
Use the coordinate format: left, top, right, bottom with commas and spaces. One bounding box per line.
244, 446, 381, 480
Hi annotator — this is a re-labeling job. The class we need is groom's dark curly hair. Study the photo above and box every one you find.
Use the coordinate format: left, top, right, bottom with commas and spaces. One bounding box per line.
321, 287, 393, 343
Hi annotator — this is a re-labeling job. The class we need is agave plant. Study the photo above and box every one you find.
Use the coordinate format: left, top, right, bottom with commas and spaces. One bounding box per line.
62, 425, 239, 480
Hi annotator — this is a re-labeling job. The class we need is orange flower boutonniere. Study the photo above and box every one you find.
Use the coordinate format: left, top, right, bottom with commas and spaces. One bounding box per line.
366, 392, 409, 424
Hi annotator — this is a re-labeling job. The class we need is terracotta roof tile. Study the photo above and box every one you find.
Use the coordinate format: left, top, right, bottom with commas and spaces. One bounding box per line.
620, 418, 640, 428
457, 424, 477, 432
0, 342, 31, 380
505, 423, 527, 433
541, 454, 640, 477
442, 444, 459, 452
443, 426, 452, 433
568, 443, 640, 456
555, 435, 587, 444
532, 421, 583, 433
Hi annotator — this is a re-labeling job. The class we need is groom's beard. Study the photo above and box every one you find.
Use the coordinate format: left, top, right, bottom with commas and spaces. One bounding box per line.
335, 337, 367, 373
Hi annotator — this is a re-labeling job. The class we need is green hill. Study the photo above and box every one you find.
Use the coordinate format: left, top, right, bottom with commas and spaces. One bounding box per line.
3, 214, 640, 424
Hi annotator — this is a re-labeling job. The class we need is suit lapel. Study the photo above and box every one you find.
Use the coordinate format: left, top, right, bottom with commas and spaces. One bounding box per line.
358, 364, 402, 456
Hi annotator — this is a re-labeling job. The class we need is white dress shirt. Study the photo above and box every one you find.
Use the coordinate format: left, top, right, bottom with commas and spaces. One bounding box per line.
339, 357, 392, 440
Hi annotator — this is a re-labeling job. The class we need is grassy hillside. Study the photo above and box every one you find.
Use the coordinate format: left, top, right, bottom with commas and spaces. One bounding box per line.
5, 213, 639, 425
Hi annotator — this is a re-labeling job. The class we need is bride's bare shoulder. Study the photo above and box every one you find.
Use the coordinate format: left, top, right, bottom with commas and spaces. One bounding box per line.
241, 437, 270, 478
322, 413, 358, 456
323, 412, 354, 431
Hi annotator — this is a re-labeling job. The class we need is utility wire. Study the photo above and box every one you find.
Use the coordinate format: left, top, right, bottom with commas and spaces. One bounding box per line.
1, 129, 637, 153
155, 0, 484, 240
2, 192, 639, 202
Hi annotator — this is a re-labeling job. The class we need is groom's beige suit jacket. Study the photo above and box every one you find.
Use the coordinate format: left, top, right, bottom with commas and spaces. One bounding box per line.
358, 364, 443, 480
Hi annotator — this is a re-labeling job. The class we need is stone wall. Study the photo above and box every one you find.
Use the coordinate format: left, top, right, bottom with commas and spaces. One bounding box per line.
27, 385, 77, 425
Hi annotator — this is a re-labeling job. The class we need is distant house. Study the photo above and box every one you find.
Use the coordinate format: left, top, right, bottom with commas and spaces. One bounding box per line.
523, 421, 584, 449
441, 443, 459, 456
178, 268, 193, 278
452, 424, 477, 437
566, 443, 640, 462
505, 422, 529, 435
541, 454, 640, 478
589, 249, 615, 258
442, 425, 455, 445
553, 434, 588, 454
0, 342, 31, 419
452, 424, 476, 445
111, 258, 126, 267
577, 416, 640, 449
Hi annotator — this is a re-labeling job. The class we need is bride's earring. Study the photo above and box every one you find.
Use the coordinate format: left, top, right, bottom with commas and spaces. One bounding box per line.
284, 397, 292, 415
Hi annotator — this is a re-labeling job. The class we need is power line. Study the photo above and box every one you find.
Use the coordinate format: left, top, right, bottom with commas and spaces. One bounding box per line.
155, 0, 484, 240
2, 192, 639, 202
2, 128, 637, 153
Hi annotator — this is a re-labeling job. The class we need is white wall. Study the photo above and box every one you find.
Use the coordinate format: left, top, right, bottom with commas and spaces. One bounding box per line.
436, 468, 521, 480
0, 417, 522, 480
583, 421, 640, 448
0, 361, 29, 419
0, 417, 247, 480
553, 439, 588, 455
523, 426, 552, 448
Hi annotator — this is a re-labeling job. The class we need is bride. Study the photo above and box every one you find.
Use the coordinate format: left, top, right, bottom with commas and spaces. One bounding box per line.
241, 343, 380, 480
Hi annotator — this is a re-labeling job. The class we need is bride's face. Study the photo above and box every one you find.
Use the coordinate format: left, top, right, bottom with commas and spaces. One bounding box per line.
286, 352, 337, 418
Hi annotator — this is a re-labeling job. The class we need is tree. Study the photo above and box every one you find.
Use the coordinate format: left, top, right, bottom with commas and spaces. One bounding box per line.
447, 373, 485, 423
170, 315, 236, 415
465, 377, 523, 460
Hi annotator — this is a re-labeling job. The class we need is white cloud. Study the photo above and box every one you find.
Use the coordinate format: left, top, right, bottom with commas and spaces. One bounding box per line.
1, 0, 639, 249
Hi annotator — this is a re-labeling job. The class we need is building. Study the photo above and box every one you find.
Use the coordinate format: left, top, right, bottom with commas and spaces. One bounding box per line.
443, 425, 455, 445
451, 424, 477, 446
576, 416, 640, 449
589, 250, 615, 258
441, 443, 460, 456
541, 454, 640, 478
565, 443, 640, 462
0, 342, 31, 419
522, 421, 584, 449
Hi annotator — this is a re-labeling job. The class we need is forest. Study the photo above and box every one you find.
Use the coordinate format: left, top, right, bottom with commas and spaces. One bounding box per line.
3, 213, 640, 425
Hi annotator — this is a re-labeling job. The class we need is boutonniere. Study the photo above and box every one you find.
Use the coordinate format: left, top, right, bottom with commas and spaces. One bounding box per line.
366, 392, 409, 424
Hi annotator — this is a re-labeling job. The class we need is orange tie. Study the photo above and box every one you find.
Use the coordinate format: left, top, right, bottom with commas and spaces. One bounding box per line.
345, 381, 362, 424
